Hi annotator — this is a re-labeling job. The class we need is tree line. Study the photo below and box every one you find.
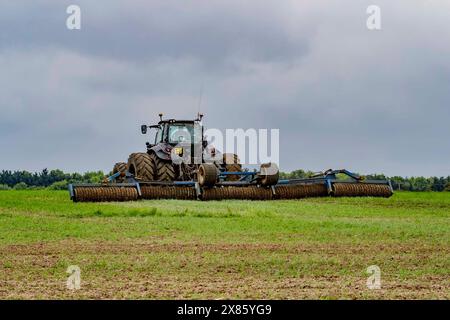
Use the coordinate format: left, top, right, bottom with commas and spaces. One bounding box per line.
0, 168, 449, 191
0, 169, 104, 190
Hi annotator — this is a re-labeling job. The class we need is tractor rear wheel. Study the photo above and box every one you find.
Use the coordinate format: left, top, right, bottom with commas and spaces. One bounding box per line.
154, 155, 177, 181
112, 162, 127, 183
222, 153, 242, 181
127, 152, 155, 181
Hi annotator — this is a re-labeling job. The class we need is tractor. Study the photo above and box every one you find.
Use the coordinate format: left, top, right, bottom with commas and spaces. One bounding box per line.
113, 113, 241, 183
68, 114, 393, 202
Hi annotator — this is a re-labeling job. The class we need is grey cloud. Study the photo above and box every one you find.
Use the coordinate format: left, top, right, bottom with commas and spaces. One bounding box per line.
0, 1, 449, 176
0, 1, 311, 70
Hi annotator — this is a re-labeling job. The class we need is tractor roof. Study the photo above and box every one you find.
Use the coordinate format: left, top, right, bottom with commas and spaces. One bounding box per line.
158, 119, 198, 125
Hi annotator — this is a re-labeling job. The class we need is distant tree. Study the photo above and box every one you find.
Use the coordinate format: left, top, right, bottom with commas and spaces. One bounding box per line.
83, 171, 104, 183
427, 177, 446, 192
13, 182, 28, 190
0, 169, 98, 187
289, 169, 308, 179
68, 173, 84, 183
410, 177, 430, 191
390, 176, 405, 191
48, 169, 66, 185
366, 173, 387, 180
279, 171, 289, 179
47, 180, 69, 190
39, 168, 50, 186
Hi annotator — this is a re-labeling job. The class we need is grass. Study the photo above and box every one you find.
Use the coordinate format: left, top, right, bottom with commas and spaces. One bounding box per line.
0, 190, 448, 299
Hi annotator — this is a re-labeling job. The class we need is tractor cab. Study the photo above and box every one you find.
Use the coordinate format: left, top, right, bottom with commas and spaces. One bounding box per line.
142, 114, 204, 145
141, 114, 206, 164
154, 120, 201, 145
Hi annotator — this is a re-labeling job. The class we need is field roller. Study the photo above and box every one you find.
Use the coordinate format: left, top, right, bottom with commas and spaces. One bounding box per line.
69, 166, 393, 202
68, 113, 393, 202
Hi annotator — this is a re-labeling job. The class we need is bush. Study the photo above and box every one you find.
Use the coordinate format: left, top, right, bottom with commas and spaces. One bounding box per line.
0, 184, 11, 190
27, 185, 45, 190
13, 182, 28, 190
445, 184, 450, 192
47, 180, 69, 190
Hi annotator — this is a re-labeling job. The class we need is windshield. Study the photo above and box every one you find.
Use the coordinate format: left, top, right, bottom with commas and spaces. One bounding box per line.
168, 123, 201, 144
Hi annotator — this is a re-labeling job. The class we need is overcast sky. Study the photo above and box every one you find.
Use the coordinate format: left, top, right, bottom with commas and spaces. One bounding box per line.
0, 0, 449, 176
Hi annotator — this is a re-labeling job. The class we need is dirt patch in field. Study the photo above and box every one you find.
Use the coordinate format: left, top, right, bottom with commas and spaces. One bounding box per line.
0, 274, 447, 300
0, 240, 448, 299
1, 239, 447, 255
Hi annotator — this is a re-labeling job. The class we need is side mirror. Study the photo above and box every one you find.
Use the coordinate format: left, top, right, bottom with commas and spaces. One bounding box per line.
141, 125, 147, 134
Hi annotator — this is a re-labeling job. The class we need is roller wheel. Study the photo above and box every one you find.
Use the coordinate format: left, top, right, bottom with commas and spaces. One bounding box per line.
274, 184, 328, 199
333, 183, 393, 198
112, 162, 127, 182
127, 152, 155, 181
141, 186, 196, 200
222, 153, 242, 181
198, 164, 218, 187
73, 186, 138, 202
154, 155, 177, 181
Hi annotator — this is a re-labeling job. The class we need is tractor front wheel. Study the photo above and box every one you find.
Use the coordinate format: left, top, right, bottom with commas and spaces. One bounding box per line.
153, 154, 177, 181
127, 152, 155, 181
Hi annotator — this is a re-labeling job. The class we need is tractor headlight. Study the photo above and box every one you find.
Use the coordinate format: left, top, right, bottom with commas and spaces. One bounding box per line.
174, 147, 183, 156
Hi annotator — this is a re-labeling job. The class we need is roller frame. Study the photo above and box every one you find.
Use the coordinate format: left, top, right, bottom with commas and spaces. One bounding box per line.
68, 168, 393, 202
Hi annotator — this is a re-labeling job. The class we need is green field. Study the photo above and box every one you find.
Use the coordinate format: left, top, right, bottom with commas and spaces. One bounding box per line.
0, 190, 448, 299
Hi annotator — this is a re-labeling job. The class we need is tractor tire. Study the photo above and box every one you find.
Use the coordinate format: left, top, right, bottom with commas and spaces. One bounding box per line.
127, 152, 155, 181
223, 153, 242, 181
154, 155, 177, 181
112, 162, 127, 183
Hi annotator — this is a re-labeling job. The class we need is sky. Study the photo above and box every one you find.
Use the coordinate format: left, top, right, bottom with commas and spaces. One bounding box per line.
0, 0, 449, 176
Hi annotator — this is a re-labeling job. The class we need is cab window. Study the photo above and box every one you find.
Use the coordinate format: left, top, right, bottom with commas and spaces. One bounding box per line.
168, 124, 194, 144
155, 126, 163, 143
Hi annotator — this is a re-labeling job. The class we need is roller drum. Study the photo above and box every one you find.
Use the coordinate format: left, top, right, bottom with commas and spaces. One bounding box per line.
73, 186, 138, 202
332, 183, 393, 197
140, 186, 196, 200
274, 184, 328, 199
202, 186, 273, 201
